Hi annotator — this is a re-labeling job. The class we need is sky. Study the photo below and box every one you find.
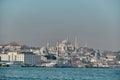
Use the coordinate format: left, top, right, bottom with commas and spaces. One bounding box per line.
0, 0, 120, 51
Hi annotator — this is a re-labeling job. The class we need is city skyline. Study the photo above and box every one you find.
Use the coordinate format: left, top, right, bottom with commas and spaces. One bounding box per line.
0, 0, 120, 51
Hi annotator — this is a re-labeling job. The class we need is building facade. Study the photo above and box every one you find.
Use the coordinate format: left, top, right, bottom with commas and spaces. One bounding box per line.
0, 52, 41, 65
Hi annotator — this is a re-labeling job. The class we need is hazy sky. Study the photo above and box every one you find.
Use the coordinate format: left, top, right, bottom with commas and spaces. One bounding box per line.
0, 0, 120, 51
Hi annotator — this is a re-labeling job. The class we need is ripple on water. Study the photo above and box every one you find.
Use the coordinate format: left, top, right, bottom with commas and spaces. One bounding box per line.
0, 67, 120, 80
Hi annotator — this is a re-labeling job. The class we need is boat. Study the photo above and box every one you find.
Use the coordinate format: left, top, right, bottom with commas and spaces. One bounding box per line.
0, 63, 10, 67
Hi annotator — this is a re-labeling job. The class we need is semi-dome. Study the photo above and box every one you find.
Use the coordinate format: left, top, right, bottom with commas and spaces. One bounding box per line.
40, 47, 48, 54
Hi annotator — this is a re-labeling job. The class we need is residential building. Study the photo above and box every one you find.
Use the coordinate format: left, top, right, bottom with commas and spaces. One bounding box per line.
3, 42, 21, 51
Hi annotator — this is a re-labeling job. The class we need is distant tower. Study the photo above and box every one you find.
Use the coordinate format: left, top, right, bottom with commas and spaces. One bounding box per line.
47, 41, 50, 48
75, 36, 78, 53
85, 42, 88, 48
67, 36, 69, 41
66, 36, 70, 44
75, 36, 78, 49
56, 41, 59, 57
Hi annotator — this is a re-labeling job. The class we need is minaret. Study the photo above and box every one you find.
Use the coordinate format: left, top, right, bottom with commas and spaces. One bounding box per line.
75, 36, 78, 49
66, 36, 70, 44
85, 42, 88, 48
67, 36, 69, 41
75, 36, 78, 53
56, 41, 59, 58
47, 41, 50, 48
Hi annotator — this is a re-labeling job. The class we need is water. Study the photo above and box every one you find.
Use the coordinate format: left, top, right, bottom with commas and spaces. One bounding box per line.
0, 67, 120, 80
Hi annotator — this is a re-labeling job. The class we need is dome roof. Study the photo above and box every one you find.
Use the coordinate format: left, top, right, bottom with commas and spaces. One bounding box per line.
40, 47, 47, 51
62, 40, 70, 44
40, 47, 48, 54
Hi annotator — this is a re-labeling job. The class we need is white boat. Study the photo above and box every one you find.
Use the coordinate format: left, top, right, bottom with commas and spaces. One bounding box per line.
40, 61, 57, 67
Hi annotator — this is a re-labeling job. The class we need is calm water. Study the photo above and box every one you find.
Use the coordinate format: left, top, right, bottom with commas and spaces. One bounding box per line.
0, 67, 120, 80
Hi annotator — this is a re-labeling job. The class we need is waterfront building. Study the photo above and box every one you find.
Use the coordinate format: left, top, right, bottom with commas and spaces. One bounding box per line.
0, 52, 41, 65
0, 38, 119, 68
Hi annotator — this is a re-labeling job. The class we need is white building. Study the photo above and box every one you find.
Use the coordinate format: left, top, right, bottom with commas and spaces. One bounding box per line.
0, 52, 41, 65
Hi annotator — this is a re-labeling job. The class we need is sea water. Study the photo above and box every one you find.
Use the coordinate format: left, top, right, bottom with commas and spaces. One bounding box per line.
0, 67, 120, 80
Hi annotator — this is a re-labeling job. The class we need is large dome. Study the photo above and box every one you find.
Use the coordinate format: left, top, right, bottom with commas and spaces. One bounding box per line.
62, 40, 70, 44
